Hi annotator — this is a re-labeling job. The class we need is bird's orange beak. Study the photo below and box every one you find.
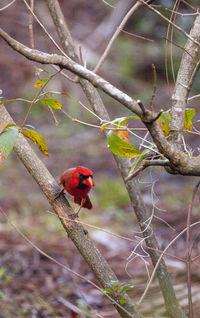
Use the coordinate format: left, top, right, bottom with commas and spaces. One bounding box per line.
85, 176, 94, 188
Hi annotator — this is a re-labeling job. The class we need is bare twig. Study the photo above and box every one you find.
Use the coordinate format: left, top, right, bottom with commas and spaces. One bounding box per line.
188, 94, 200, 101
22, 0, 68, 57
2, 25, 200, 176
0, 207, 133, 318
0, 105, 140, 318
163, 36, 196, 62
0, 0, 16, 11
138, 220, 200, 305
140, 0, 200, 48
149, 64, 157, 110
29, 0, 35, 48
101, 0, 116, 9
121, 29, 154, 42
186, 181, 200, 318
163, 7, 199, 16
93, 0, 145, 73
125, 159, 170, 181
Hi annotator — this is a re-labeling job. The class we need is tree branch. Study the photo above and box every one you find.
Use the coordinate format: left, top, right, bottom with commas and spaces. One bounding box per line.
93, 0, 144, 73
125, 159, 170, 181
44, 1, 188, 317
0, 105, 140, 318
1, 24, 200, 177
0, 27, 141, 117
170, 13, 200, 145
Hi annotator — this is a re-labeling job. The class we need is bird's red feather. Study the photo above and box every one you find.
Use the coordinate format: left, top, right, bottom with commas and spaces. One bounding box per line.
59, 166, 94, 209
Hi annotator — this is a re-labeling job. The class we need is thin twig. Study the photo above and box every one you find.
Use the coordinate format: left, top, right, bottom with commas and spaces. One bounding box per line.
180, 0, 197, 11
48, 106, 59, 126
22, 0, 68, 57
46, 210, 185, 262
0, 0, 16, 11
188, 94, 200, 101
140, 0, 200, 48
170, 0, 180, 84
149, 64, 157, 110
101, 0, 116, 9
163, 36, 196, 62
51, 65, 78, 83
139, 131, 149, 150
29, 0, 35, 49
121, 29, 154, 42
93, 1, 144, 73
125, 159, 170, 181
186, 181, 200, 318
21, 69, 61, 127
0, 207, 134, 318
138, 220, 200, 305
163, 7, 199, 16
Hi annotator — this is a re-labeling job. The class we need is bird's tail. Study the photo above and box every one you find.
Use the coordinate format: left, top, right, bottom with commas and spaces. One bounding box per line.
74, 195, 92, 209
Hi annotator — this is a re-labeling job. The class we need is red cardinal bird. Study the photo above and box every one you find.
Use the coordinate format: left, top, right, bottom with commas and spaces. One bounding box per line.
59, 166, 94, 210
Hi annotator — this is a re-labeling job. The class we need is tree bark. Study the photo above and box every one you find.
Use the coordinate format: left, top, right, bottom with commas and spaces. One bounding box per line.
0, 105, 141, 318
44, 1, 188, 317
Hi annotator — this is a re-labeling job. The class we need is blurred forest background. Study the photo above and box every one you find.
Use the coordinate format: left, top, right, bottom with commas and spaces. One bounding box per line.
0, 0, 200, 317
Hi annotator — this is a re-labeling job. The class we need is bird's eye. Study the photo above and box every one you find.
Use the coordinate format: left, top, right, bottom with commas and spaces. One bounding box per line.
79, 173, 88, 180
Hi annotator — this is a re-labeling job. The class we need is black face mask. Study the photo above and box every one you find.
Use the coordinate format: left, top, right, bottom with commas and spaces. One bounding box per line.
78, 173, 92, 189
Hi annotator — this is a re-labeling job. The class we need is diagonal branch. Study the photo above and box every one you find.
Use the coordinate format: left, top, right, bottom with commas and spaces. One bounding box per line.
125, 159, 170, 181
1, 25, 200, 178
93, 0, 145, 73
0, 105, 140, 318
0, 27, 141, 117
44, 1, 188, 317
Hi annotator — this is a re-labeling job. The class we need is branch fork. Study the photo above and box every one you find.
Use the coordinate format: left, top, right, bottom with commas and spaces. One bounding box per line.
137, 100, 163, 124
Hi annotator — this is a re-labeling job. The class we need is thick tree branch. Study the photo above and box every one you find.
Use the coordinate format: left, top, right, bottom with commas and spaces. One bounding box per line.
1, 25, 200, 177
170, 13, 200, 145
0, 105, 141, 318
0, 27, 141, 117
44, 1, 188, 317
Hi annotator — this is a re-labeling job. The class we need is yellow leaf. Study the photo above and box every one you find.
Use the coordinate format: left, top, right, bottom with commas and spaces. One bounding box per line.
21, 129, 48, 157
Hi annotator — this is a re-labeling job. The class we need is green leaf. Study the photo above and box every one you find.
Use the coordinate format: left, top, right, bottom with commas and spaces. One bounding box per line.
0, 267, 7, 279
108, 280, 119, 287
184, 108, 196, 131
44, 91, 70, 98
127, 146, 155, 177
21, 129, 48, 157
107, 130, 141, 158
99, 122, 111, 134
103, 288, 113, 294
34, 78, 48, 88
0, 98, 30, 106
130, 150, 148, 174
40, 98, 62, 109
119, 298, 128, 305
158, 112, 171, 136
0, 127, 18, 164
112, 116, 141, 127
119, 284, 134, 294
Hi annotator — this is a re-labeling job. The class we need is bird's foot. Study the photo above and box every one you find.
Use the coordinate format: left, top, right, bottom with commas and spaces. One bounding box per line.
68, 211, 79, 220
53, 188, 65, 201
